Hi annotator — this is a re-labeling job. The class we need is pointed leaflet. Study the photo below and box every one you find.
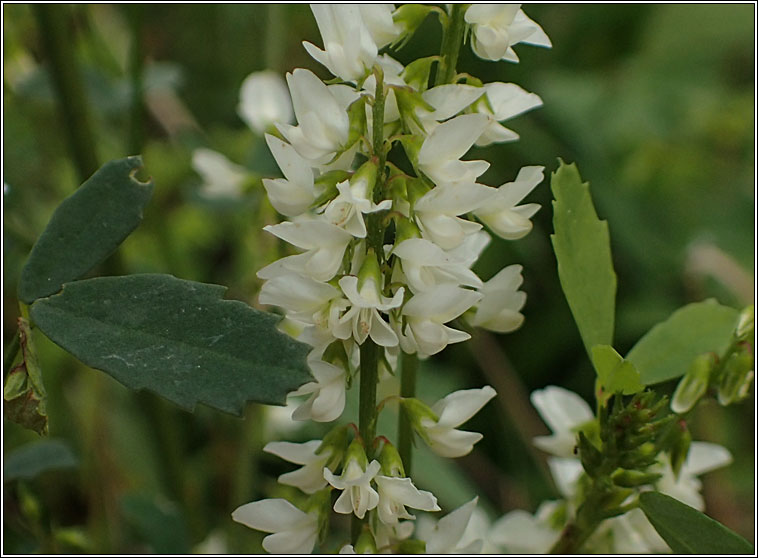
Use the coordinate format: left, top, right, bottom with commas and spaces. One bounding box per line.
639, 491, 753, 554
30, 274, 312, 415
18, 156, 154, 304
626, 299, 739, 385
590, 344, 643, 405
550, 161, 616, 357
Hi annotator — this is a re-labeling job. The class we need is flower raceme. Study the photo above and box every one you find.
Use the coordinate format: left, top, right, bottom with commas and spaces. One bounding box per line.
231, 3, 553, 553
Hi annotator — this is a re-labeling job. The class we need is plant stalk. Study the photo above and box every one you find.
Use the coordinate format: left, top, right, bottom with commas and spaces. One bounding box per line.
435, 4, 467, 86
398, 352, 418, 474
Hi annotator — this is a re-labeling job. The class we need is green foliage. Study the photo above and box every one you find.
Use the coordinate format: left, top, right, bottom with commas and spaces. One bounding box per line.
4, 439, 78, 481
550, 161, 617, 357
590, 344, 643, 403
30, 274, 312, 414
639, 491, 754, 554
18, 157, 154, 304
626, 300, 739, 385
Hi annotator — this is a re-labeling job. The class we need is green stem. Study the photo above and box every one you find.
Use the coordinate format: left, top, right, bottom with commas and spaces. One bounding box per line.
435, 4, 467, 86
398, 352, 418, 474
264, 4, 286, 71
126, 5, 145, 155
33, 4, 99, 182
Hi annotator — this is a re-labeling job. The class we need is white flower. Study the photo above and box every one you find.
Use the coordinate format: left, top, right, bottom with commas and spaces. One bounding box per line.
475, 82, 543, 146
303, 5, 378, 82
392, 238, 483, 293
339, 544, 356, 554
290, 358, 347, 423
530, 385, 595, 457
465, 5, 551, 63
277, 68, 355, 165
324, 459, 381, 519
335, 275, 403, 347
413, 182, 494, 250
420, 386, 496, 458
238, 70, 293, 134
231, 498, 318, 554
259, 219, 353, 282
417, 497, 484, 554
374, 475, 440, 525
470, 264, 527, 333
264, 439, 330, 494
417, 114, 490, 186
262, 134, 316, 217
258, 273, 340, 324
191, 148, 248, 199
321, 179, 392, 238
399, 284, 481, 357
358, 4, 401, 49
474, 165, 543, 240
489, 500, 562, 553
416, 84, 486, 135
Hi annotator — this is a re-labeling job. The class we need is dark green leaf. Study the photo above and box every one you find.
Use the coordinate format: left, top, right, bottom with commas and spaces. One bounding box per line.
30, 274, 312, 415
18, 156, 154, 304
591, 344, 643, 404
639, 491, 753, 554
121, 493, 190, 554
4, 439, 78, 481
550, 160, 617, 357
4, 318, 48, 435
626, 300, 738, 385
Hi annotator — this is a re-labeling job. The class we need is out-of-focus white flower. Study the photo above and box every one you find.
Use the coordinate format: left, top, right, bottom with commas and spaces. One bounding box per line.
238, 70, 294, 134
192, 148, 248, 199
474, 165, 543, 240
417, 497, 484, 554
419, 386, 496, 458
290, 358, 347, 423
277, 68, 356, 165
231, 498, 318, 554
399, 284, 482, 358
475, 82, 543, 146
392, 238, 483, 293
470, 264, 527, 333
324, 457, 381, 519
262, 134, 316, 217
374, 475, 440, 525
465, 5, 551, 63
335, 274, 404, 347
303, 5, 379, 82
530, 385, 595, 457
489, 500, 562, 553
418, 114, 490, 186
264, 439, 331, 494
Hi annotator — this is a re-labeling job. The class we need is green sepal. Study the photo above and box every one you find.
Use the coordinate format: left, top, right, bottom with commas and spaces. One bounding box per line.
354, 527, 378, 554
671, 353, 715, 414
611, 468, 662, 488
311, 170, 352, 209
401, 56, 441, 92
397, 539, 427, 554
377, 439, 405, 477
577, 431, 603, 478
399, 397, 438, 445
392, 6, 439, 50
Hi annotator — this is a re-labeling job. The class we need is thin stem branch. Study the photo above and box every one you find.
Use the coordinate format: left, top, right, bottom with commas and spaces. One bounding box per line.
398, 351, 418, 474
435, 4, 467, 87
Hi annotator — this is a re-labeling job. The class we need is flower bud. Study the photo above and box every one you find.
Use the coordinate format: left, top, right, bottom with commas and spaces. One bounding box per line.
611, 468, 661, 488
317, 424, 350, 469
357, 249, 383, 292
377, 439, 405, 477
717, 344, 754, 406
344, 437, 369, 470
671, 353, 715, 414
735, 304, 754, 342
399, 397, 438, 445
577, 431, 603, 478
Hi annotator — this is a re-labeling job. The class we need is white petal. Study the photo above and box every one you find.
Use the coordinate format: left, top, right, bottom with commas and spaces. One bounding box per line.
683, 442, 733, 476
263, 440, 322, 465
231, 499, 307, 533
402, 285, 482, 323
530, 386, 594, 434
422, 84, 485, 122
264, 220, 352, 250
547, 457, 583, 499
433, 386, 497, 428
418, 114, 490, 165
262, 529, 317, 555
428, 428, 483, 458
265, 134, 314, 188
426, 497, 479, 554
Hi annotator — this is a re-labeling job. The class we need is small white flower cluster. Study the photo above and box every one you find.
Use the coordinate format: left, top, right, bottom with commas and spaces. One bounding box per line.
231, 4, 551, 553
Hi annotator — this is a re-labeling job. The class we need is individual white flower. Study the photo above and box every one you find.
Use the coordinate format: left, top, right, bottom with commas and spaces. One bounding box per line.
321, 176, 392, 238
413, 182, 494, 250
324, 457, 381, 519
465, 5, 551, 63
258, 272, 340, 324
303, 5, 378, 82
469, 264, 527, 333
474, 165, 544, 240
489, 500, 562, 553
259, 219, 353, 282
419, 386, 496, 458
262, 134, 316, 217
277, 68, 355, 165
374, 475, 440, 525
530, 385, 595, 457
264, 439, 331, 494
238, 70, 294, 134
336, 273, 404, 347
415, 84, 486, 135
290, 358, 347, 423
192, 148, 248, 199
475, 82, 543, 146
392, 238, 483, 293
417, 114, 490, 186
231, 498, 318, 554
417, 497, 484, 554
399, 284, 482, 357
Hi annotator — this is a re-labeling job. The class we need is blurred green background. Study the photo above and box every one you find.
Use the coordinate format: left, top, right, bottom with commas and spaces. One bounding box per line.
3, 4, 754, 554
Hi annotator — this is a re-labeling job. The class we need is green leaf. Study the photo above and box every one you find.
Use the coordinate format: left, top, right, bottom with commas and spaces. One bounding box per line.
4, 318, 48, 435
18, 156, 154, 304
639, 491, 754, 554
591, 344, 644, 404
550, 161, 617, 357
30, 274, 312, 415
4, 439, 78, 481
626, 300, 739, 385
